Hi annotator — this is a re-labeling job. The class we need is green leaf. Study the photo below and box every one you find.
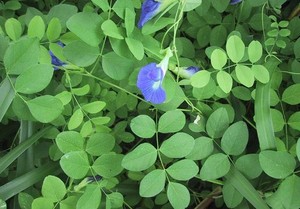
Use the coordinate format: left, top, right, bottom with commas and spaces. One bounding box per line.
4, 37, 40, 75
139, 169, 166, 197
206, 107, 229, 138
76, 184, 101, 209
82, 101, 106, 114
235, 64, 255, 87
186, 136, 214, 160
63, 41, 99, 67
0, 77, 15, 122
142, 17, 174, 35
211, 49, 227, 70
86, 133, 115, 156
46, 18, 62, 41
158, 110, 185, 133
5, 18, 22, 41
223, 181, 243, 208
225, 167, 270, 209
211, 0, 229, 12
216, 71, 232, 93
125, 8, 135, 36
130, 115, 156, 138
28, 16, 45, 40
125, 38, 144, 60
60, 151, 90, 179
91, 0, 110, 11
27, 95, 63, 123
66, 12, 103, 46
18, 192, 33, 209
294, 38, 300, 59
248, 40, 262, 63
68, 109, 84, 130
102, 52, 134, 80
72, 85, 90, 96
160, 133, 194, 158
106, 192, 124, 208
167, 182, 190, 209
252, 65, 270, 84
190, 70, 211, 88
166, 159, 199, 181
288, 112, 300, 131
200, 153, 230, 180
101, 19, 124, 39
60, 196, 77, 209
297, 139, 300, 162
221, 121, 248, 156
282, 84, 300, 105
183, 0, 202, 11
92, 153, 124, 178
235, 154, 262, 179
32, 197, 53, 209
276, 175, 300, 209
122, 143, 157, 171
15, 64, 53, 94
42, 176, 66, 202
226, 35, 245, 63
259, 150, 296, 179
56, 131, 84, 154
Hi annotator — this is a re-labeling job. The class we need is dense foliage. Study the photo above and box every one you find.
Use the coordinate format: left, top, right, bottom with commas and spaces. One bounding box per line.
0, 0, 300, 208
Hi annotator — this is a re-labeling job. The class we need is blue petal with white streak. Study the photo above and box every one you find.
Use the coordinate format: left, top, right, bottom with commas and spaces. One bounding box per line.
138, 0, 161, 28
137, 62, 166, 104
230, 0, 242, 5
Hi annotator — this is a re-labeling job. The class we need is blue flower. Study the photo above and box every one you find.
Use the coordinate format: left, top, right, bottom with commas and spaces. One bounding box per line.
230, 0, 242, 5
49, 42, 65, 70
138, 0, 161, 28
137, 63, 166, 104
174, 66, 200, 78
137, 48, 172, 104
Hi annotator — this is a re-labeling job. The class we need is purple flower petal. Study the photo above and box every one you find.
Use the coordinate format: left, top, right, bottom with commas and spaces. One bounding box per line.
185, 66, 200, 77
49, 42, 65, 70
137, 63, 166, 104
138, 0, 161, 28
230, 0, 242, 5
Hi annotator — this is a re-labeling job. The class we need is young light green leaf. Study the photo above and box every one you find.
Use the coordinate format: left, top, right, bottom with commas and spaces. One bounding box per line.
60, 151, 90, 179
167, 182, 190, 209
46, 18, 62, 41
101, 19, 123, 39
76, 184, 101, 209
226, 35, 245, 63
206, 107, 229, 138
183, 0, 202, 11
85, 133, 115, 156
56, 131, 84, 153
288, 112, 300, 131
190, 70, 211, 88
106, 192, 124, 208
130, 115, 156, 138
221, 121, 248, 156
160, 133, 194, 158
55, 91, 72, 105
122, 143, 157, 171
158, 110, 185, 133
235, 154, 262, 179
42, 176, 66, 202
27, 95, 63, 123
235, 64, 255, 87
248, 40, 262, 63
68, 109, 84, 130
223, 181, 243, 208
259, 150, 296, 179
211, 49, 227, 70
28, 16, 45, 40
186, 137, 214, 160
252, 65, 270, 83
5, 18, 22, 41
125, 8, 135, 36
91, 0, 110, 11
200, 153, 230, 180
125, 38, 144, 60
32, 197, 54, 209
82, 101, 106, 114
92, 153, 123, 178
15, 64, 53, 94
139, 169, 166, 197
166, 159, 199, 181
216, 71, 232, 93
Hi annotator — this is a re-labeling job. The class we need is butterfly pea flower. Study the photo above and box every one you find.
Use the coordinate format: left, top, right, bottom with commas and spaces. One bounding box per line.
138, 0, 176, 28
49, 41, 65, 70
137, 48, 172, 104
230, 0, 242, 5
177, 66, 200, 78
